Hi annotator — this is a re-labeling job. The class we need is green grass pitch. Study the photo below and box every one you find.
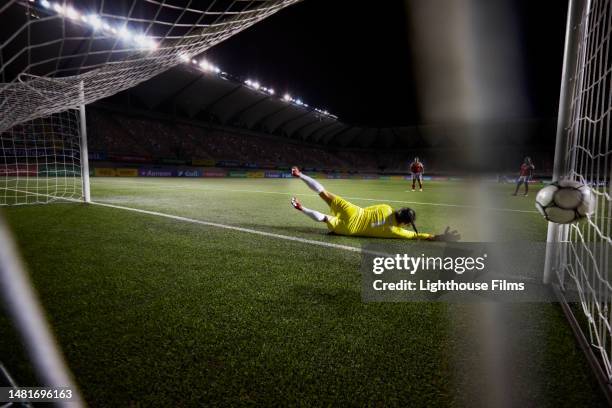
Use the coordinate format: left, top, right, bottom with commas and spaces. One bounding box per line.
0, 178, 607, 406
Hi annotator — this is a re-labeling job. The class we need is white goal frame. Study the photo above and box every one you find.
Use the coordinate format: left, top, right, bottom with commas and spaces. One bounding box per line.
544, 0, 612, 401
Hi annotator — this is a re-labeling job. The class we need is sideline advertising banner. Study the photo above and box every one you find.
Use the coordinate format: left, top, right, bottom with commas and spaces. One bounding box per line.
115, 168, 138, 177
139, 168, 176, 177
0, 164, 38, 176
94, 168, 116, 177
177, 169, 202, 177
202, 169, 227, 177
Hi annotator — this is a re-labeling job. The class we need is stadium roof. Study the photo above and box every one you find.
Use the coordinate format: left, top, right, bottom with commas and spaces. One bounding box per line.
123, 63, 555, 151
127, 64, 412, 149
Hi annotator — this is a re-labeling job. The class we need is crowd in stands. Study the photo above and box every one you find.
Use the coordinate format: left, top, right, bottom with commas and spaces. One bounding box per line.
87, 108, 553, 175
88, 108, 363, 170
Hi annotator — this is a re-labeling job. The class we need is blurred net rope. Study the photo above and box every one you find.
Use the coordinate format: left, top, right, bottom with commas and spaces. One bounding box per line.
0, 0, 299, 133
554, 0, 612, 382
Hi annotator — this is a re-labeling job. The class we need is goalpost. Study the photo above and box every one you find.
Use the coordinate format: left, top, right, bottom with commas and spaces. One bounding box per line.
544, 0, 612, 394
0, 0, 299, 206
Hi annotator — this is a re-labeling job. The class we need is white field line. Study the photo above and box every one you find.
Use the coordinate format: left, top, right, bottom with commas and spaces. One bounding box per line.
92, 179, 539, 214
1, 186, 370, 254
90, 201, 372, 254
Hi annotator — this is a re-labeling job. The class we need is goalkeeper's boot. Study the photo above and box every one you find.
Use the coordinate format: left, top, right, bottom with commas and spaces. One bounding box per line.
291, 197, 303, 211
291, 166, 301, 177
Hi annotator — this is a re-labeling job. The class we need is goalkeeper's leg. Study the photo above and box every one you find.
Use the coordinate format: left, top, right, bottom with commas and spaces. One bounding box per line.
292, 166, 335, 205
291, 197, 328, 222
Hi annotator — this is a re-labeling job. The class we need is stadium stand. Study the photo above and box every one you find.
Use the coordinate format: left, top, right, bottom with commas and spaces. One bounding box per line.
88, 105, 554, 176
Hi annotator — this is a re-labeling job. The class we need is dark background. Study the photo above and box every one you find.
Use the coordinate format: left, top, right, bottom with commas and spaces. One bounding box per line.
207, 0, 568, 127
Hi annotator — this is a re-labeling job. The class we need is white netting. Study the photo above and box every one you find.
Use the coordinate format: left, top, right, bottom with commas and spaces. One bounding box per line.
1, 109, 82, 205
0, 0, 298, 205
551, 0, 612, 381
0, 0, 298, 132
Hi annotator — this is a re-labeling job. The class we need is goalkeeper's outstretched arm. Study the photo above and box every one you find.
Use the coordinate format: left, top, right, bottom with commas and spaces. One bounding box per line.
390, 226, 461, 241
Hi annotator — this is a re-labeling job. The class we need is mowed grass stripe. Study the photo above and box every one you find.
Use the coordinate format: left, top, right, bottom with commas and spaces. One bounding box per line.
92, 179, 540, 214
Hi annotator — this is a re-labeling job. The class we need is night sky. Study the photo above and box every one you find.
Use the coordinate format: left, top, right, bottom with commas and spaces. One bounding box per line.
207, 0, 568, 127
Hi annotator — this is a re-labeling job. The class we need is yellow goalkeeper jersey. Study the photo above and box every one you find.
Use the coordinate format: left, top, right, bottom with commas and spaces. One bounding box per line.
324, 195, 434, 240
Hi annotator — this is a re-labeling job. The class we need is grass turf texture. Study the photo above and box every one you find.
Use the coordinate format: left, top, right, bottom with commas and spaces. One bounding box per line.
0, 178, 607, 406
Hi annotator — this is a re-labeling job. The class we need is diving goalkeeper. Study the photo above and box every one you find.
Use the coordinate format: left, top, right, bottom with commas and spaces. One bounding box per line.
290, 167, 460, 241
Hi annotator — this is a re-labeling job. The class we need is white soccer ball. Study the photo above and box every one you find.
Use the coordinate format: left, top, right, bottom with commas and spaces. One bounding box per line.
535, 180, 594, 224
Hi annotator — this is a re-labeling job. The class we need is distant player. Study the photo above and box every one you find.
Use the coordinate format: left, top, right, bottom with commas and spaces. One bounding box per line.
410, 157, 424, 191
512, 157, 535, 196
290, 167, 460, 241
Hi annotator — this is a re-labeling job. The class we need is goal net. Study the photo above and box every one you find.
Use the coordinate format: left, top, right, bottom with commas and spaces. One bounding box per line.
0, 0, 299, 205
545, 0, 612, 386
1, 109, 83, 205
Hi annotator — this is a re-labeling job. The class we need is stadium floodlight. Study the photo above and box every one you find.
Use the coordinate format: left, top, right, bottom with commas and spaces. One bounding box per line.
134, 34, 147, 47
146, 39, 159, 50
0, 0, 299, 206
118, 27, 132, 41
65, 6, 79, 20
252, 81, 260, 90
88, 14, 102, 29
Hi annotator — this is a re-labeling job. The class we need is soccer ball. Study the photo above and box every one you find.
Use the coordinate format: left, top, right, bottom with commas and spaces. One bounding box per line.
535, 180, 594, 224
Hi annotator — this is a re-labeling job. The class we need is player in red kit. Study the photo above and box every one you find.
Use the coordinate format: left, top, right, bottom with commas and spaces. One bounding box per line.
512, 157, 535, 196
410, 157, 424, 191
